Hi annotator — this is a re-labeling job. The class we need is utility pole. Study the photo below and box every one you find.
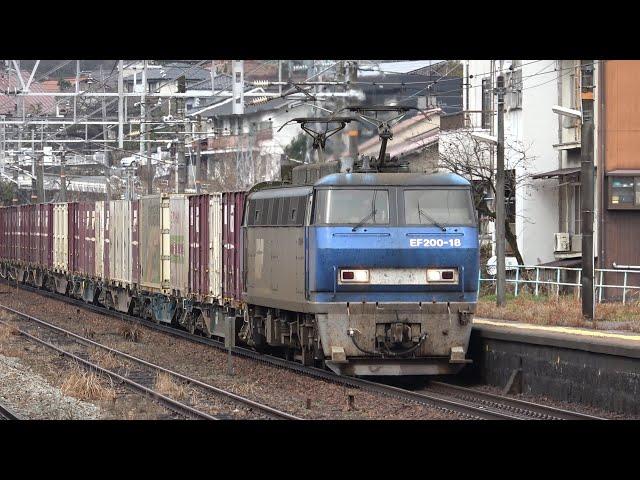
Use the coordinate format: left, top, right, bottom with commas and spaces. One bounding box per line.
118, 60, 124, 149
580, 60, 595, 321
59, 148, 67, 202
30, 129, 37, 204
36, 153, 44, 203
347, 61, 359, 163
177, 75, 186, 193
140, 60, 147, 181
195, 115, 202, 194
495, 74, 506, 307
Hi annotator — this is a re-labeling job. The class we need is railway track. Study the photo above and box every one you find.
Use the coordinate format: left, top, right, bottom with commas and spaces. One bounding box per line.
3, 281, 605, 420
0, 302, 300, 420
423, 381, 604, 420
0, 399, 21, 420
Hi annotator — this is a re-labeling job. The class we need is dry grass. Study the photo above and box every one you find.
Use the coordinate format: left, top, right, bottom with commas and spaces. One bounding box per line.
61, 364, 117, 402
154, 372, 187, 400
478, 294, 640, 332
90, 348, 121, 370
118, 323, 144, 343
0, 323, 19, 341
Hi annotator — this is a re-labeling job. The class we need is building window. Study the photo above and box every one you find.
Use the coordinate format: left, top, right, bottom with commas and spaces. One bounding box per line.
505, 68, 522, 110
481, 78, 491, 129
608, 176, 640, 209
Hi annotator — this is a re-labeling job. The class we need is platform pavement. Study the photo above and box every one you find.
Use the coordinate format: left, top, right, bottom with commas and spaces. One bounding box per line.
473, 317, 640, 358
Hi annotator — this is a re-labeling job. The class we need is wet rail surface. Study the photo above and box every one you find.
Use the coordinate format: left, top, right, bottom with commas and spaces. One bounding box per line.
2, 280, 605, 421
0, 301, 300, 420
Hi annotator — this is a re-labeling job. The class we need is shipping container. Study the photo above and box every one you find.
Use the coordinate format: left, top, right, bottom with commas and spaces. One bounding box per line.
37, 204, 54, 267
131, 200, 140, 285
18, 205, 30, 263
53, 203, 69, 272
170, 194, 189, 296
222, 191, 246, 304
139, 195, 170, 293
95, 201, 105, 279
109, 200, 133, 285
188, 193, 223, 302
71, 202, 96, 276
68, 202, 79, 272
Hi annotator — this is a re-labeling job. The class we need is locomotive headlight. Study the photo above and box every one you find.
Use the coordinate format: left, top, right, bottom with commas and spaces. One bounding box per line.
426, 268, 458, 284
339, 269, 370, 284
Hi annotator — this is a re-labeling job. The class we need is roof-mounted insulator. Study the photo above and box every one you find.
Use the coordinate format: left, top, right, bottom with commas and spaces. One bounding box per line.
252, 80, 269, 87
250, 96, 270, 105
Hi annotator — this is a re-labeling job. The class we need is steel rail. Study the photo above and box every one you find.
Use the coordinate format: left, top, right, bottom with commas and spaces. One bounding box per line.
0, 400, 22, 420
0, 316, 216, 420
0, 303, 299, 421
1, 279, 604, 421
427, 381, 605, 420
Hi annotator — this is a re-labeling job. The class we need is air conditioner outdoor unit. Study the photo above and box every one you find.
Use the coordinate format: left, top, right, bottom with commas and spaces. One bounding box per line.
571, 234, 582, 253
554, 232, 570, 252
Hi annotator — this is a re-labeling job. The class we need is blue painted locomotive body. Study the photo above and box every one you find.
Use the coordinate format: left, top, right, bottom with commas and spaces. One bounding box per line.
243, 172, 480, 376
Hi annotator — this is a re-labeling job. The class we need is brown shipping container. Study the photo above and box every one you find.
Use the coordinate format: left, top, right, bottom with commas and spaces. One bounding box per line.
222, 191, 246, 304
70, 202, 97, 276
188, 194, 223, 302
35, 204, 54, 267
189, 194, 209, 299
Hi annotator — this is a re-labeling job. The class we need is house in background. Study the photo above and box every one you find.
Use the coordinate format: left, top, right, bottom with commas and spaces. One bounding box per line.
445, 60, 597, 268
598, 60, 640, 298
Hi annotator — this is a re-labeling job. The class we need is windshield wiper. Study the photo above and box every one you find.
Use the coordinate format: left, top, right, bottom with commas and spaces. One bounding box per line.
417, 200, 446, 231
352, 209, 377, 231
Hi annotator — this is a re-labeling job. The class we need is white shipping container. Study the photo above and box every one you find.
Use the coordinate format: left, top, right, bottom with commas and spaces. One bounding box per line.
139, 195, 170, 293
209, 193, 223, 300
169, 194, 189, 296
95, 201, 105, 280
53, 203, 68, 272
109, 200, 133, 285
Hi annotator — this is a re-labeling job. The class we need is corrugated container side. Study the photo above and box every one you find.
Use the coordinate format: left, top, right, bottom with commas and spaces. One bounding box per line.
53, 204, 69, 272
27, 205, 36, 264
95, 201, 105, 279
222, 191, 246, 303
37, 204, 53, 267
68, 202, 79, 273
131, 200, 140, 284
139, 195, 169, 292
77, 202, 96, 276
109, 200, 132, 285
104, 202, 110, 280
210, 193, 223, 300
170, 195, 189, 296
0, 208, 5, 260
189, 194, 208, 299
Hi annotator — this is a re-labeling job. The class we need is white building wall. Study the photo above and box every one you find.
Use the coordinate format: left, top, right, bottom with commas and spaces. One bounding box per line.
459, 60, 563, 265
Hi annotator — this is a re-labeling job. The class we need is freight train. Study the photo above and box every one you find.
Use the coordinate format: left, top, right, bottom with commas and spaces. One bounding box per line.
0, 106, 480, 376
0, 170, 479, 376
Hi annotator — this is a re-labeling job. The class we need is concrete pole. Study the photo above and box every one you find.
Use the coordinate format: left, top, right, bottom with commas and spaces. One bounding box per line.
580, 60, 595, 320
495, 74, 506, 307
347, 61, 359, 162
176, 75, 186, 193
59, 149, 67, 202
118, 60, 124, 149
74, 60, 80, 123
31, 129, 37, 203
195, 115, 201, 194
140, 60, 147, 170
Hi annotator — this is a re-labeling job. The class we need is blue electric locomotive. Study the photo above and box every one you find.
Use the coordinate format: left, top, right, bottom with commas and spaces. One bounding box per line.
240, 171, 479, 376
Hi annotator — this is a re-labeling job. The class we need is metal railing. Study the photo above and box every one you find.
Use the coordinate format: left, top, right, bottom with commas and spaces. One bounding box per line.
479, 264, 640, 304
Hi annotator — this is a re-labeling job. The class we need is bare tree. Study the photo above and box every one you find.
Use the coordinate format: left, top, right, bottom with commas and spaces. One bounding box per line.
438, 129, 535, 266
